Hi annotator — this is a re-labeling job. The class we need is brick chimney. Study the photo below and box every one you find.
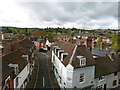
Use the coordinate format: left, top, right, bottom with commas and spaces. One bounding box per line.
100, 42, 104, 50
92, 41, 95, 49
84, 37, 92, 47
80, 40, 82, 45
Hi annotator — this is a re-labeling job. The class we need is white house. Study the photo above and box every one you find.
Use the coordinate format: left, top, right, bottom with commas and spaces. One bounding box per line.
13, 54, 30, 88
13, 63, 30, 88
51, 40, 120, 89
2, 49, 31, 89
51, 41, 96, 89
46, 39, 55, 47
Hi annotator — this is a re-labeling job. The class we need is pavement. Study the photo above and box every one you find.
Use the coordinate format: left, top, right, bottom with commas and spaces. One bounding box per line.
26, 50, 60, 89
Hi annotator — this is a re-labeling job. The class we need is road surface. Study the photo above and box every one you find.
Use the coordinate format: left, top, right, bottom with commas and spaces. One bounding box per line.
35, 50, 53, 89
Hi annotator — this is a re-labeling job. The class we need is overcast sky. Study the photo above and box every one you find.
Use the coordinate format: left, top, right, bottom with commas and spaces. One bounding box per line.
0, 0, 118, 29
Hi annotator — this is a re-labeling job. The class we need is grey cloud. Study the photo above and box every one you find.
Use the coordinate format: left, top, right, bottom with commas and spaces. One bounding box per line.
15, 2, 118, 29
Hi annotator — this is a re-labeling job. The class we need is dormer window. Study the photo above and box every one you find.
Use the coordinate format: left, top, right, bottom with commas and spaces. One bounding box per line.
53, 46, 58, 53
55, 48, 60, 54
61, 53, 68, 61
76, 56, 86, 66
58, 50, 64, 57
8, 63, 19, 75
22, 55, 29, 62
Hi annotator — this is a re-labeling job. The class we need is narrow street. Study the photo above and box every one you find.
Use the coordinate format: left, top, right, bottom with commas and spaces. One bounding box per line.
35, 50, 53, 89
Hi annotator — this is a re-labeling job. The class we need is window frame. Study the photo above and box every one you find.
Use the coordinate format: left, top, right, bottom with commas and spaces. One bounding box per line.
118, 79, 120, 84
114, 72, 117, 76
98, 76, 105, 81
80, 58, 86, 66
113, 80, 117, 86
16, 77, 19, 87
79, 73, 85, 84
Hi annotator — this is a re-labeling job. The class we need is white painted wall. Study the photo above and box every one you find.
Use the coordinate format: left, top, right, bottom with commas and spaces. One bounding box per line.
94, 74, 111, 89
66, 64, 74, 88
52, 52, 67, 88
72, 66, 95, 88
14, 63, 30, 88
110, 72, 119, 88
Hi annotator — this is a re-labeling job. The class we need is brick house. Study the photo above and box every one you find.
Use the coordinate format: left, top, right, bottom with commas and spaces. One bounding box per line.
2, 33, 14, 40
36, 38, 47, 50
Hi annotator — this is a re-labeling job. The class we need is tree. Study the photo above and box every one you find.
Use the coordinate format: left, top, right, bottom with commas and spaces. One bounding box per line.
111, 33, 120, 53
32, 30, 45, 38
40, 31, 45, 37
111, 33, 117, 46
97, 37, 102, 46
19, 30, 26, 34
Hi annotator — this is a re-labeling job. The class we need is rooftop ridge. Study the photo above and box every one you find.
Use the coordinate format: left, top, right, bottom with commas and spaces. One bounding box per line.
69, 45, 77, 64
3, 47, 21, 57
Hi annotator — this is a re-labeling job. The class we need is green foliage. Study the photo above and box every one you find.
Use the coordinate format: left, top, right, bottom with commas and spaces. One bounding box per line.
71, 32, 74, 36
111, 33, 120, 53
97, 37, 102, 46
103, 42, 110, 46
111, 33, 118, 46
19, 30, 26, 34
62, 33, 66, 35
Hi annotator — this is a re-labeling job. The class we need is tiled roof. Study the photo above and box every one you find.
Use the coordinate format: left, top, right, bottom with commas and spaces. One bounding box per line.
52, 40, 120, 77
53, 41, 96, 67
17, 39, 34, 56
95, 56, 118, 78
72, 45, 96, 68
2, 49, 28, 82
18, 39, 34, 49
52, 41, 75, 66
2, 65, 14, 83
48, 39, 55, 43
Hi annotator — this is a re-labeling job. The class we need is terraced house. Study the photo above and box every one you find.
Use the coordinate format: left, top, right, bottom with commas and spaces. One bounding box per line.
51, 41, 120, 89
2, 39, 35, 89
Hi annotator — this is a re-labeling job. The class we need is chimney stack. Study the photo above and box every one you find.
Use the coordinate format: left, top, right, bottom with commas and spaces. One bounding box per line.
84, 37, 92, 47
100, 42, 104, 50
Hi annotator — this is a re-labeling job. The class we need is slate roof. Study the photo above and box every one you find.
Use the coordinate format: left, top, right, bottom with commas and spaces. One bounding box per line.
92, 48, 109, 56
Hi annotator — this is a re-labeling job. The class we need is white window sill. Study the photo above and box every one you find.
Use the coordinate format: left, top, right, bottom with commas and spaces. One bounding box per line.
79, 81, 84, 84
98, 79, 105, 82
